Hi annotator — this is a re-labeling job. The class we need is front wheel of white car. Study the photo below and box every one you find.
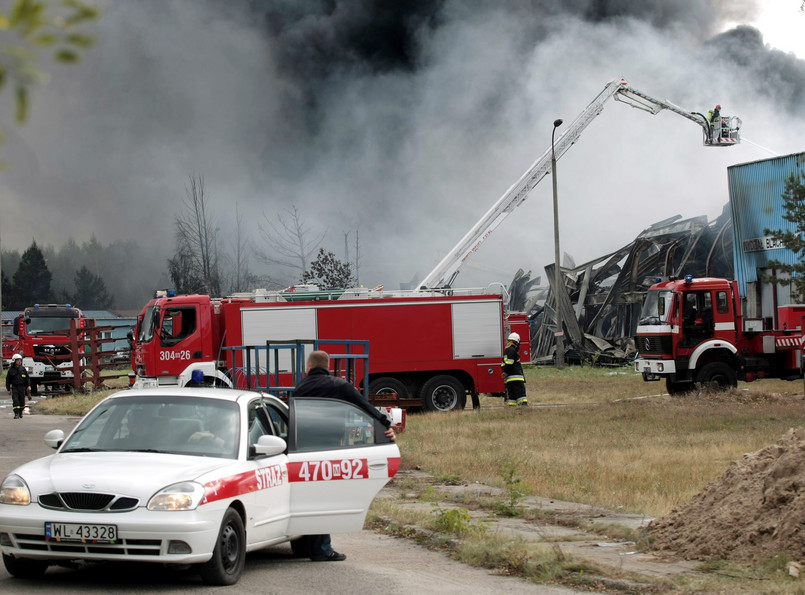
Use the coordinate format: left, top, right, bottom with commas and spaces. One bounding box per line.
3, 554, 49, 578
199, 508, 246, 585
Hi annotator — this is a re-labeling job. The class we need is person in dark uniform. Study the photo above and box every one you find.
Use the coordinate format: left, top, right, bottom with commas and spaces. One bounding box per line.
6, 353, 30, 419
501, 332, 527, 407
293, 350, 396, 562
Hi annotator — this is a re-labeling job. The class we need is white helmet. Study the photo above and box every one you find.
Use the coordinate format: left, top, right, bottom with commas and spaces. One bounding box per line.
508, 332, 520, 343
11, 353, 22, 361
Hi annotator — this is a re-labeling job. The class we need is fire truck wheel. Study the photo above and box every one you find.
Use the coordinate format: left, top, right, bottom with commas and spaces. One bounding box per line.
420, 375, 466, 412
694, 362, 737, 390
368, 377, 410, 401
30, 381, 39, 396
665, 378, 692, 396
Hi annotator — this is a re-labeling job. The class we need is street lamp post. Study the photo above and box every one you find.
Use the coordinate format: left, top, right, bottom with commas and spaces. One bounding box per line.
551, 118, 565, 368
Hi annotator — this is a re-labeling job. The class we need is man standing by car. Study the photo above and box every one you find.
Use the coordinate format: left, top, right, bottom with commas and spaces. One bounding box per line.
6, 353, 30, 419
293, 350, 396, 562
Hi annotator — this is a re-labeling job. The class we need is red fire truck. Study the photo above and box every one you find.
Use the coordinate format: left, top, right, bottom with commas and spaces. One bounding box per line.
1, 322, 19, 367
131, 286, 530, 411
634, 276, 804, 393
13, 304, 87, 394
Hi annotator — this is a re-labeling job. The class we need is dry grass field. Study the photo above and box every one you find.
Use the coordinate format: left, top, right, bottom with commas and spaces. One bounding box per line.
404, 366, 805, 518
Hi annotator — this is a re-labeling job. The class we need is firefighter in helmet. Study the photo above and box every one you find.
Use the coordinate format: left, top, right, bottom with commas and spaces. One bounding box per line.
6, 353, 30, 419
501, 332, 527, 407
710, 104, 722, 140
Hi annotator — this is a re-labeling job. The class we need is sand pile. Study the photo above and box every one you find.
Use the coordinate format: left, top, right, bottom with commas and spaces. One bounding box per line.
648, 427, 805, 564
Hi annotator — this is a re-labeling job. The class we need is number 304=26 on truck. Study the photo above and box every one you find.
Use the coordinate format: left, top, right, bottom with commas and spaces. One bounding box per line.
159, 350, 191, 361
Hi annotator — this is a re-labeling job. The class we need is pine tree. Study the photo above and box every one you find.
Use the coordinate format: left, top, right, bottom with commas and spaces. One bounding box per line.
764, 172, 805, 299
10, 241, 52, 308
70, 265, 114, 309
301, 248, 356, 288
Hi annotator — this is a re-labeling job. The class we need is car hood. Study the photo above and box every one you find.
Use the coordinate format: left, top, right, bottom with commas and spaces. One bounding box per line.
13, 452, 235, 500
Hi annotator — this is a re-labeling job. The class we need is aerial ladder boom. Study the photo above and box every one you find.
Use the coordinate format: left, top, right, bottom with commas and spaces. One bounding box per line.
417, 78, 742, 289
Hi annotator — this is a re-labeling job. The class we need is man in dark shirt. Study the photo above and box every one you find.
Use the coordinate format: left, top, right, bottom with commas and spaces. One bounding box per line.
293, 350, 396, 561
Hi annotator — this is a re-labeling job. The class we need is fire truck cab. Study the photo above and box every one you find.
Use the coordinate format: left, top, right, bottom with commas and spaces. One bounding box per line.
635, 276, 804, 394
14, 304, 86, 394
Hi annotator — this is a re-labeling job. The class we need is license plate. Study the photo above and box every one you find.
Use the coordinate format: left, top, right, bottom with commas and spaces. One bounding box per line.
45, 522, 118, 543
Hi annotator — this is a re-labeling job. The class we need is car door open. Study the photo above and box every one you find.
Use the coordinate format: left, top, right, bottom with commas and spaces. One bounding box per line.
285, 397, 400, 535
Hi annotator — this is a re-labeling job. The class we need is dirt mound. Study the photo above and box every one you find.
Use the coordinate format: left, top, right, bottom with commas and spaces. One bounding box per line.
648, 427, 805, 564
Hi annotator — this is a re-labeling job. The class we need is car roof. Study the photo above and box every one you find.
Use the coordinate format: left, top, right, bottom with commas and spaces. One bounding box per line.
105, 388, 285, 408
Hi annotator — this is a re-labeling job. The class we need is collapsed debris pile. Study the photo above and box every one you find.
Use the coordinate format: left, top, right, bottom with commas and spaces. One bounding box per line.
648, 427, 805, 564
509, 205, 734, 365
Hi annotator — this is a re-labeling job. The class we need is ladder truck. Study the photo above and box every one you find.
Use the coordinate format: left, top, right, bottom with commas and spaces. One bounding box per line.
417, 77, 742, 290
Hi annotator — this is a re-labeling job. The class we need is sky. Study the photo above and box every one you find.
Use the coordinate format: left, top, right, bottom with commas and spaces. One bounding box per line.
1, 0, 805, 294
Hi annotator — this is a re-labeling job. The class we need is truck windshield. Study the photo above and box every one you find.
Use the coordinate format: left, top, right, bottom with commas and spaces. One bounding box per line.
138, 306, 160, 343
25, 317, 73, 335
638, 290, 674, 325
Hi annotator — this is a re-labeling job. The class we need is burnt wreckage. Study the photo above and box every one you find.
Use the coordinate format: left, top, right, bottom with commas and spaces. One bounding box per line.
507, 207, 734, 365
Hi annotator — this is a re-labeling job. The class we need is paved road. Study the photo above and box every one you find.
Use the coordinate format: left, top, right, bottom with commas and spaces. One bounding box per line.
0, 399, 578, 594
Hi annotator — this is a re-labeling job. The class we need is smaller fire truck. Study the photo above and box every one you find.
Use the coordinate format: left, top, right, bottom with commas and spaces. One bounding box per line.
131, 286, 530, 411
1, 322, 19, 368
634, 276, 805, 393
13, 304, 86, 394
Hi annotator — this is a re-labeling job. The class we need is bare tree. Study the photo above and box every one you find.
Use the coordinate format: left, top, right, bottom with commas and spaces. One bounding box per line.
168, 175, 221, 295
225, 203, 250, 293
257, 205, 326, 279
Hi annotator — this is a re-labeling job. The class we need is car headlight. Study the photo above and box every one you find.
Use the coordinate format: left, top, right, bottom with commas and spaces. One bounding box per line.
0, 475, 31, 506
147, 481, 205, 511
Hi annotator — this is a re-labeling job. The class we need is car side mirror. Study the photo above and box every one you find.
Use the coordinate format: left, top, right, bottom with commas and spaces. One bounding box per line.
253, 435, 286, 457
44, 429, 65, 450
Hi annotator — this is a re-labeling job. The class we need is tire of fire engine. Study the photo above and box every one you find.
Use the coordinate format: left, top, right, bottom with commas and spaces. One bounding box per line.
199, 508, 246, 586
420, 375, 466, 412
30, 380, 38, 396
290, 536, 312, 558
665, 378, 693, 396
368, 377, 410, 401
694, 362, 738, 391
2, 553, 49, 578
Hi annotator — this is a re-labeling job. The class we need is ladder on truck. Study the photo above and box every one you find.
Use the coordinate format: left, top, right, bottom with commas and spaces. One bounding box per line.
417, 77, 742, 289
222, 339, 370, 398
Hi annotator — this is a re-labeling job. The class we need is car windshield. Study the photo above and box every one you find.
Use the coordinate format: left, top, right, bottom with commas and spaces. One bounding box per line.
61, 396, 240, 459
638, 290, 674, 325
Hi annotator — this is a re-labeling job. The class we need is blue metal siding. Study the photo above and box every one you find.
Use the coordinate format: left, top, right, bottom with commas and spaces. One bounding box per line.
728, 152, 805, 296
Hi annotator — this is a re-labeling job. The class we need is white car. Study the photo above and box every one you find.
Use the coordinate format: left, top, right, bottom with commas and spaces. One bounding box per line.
0, 388, 400, 585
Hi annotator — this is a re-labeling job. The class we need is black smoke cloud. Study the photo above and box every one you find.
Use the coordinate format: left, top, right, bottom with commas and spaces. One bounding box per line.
707, 25, 805, 114
1, 0, 801, 295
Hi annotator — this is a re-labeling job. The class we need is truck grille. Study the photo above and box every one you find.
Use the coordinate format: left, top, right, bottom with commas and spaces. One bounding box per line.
11, 533, 161, 556
634, 335, 672, 356
33, 344, 72, 358
39, 492, 139, 512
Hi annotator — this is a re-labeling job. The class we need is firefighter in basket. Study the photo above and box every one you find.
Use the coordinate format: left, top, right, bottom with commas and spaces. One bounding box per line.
501, 332, 527, 407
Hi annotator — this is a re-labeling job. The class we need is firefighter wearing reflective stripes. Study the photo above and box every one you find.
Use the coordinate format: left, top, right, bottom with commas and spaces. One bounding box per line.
501, 332, 527, 407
